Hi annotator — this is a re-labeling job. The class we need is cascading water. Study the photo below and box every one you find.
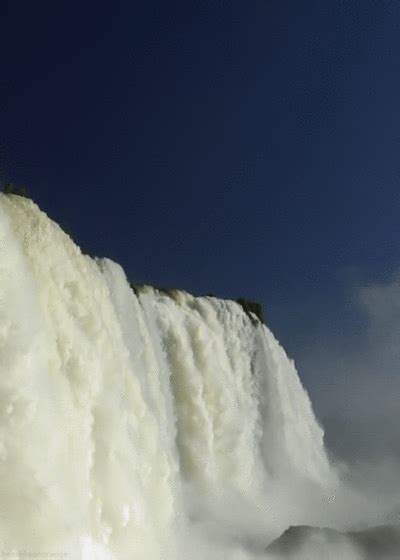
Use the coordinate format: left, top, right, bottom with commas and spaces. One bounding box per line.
0, 194, 340, 559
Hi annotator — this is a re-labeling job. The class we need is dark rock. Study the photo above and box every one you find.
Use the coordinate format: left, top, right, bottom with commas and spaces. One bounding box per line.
266, 524, 400, 559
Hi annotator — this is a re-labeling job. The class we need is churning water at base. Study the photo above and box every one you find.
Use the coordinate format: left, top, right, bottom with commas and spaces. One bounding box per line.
0, 194, 391, 559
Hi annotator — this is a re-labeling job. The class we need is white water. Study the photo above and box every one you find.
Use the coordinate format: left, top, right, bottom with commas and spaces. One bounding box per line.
0, 194, 350, 559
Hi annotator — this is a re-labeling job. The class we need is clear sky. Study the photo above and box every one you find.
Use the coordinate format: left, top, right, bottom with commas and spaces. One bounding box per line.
2, 1, 400, 459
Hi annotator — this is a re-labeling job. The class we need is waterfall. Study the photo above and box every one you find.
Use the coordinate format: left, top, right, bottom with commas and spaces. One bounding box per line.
0, 194, 337, 559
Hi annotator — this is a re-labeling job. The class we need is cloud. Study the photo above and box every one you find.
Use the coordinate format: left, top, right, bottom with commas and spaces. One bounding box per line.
295, 269, 400, 465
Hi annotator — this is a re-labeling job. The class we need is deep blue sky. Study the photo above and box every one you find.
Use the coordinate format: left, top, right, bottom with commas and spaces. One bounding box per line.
2, 2, 400, 378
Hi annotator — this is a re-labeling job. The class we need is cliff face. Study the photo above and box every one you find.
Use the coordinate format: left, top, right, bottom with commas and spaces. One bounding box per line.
0, 194, 335, 559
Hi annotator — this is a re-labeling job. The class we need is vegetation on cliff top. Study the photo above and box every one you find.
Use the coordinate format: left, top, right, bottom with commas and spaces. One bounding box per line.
0, 181, 29, 198
236, 298, 264, 323
130, 282, 264, 324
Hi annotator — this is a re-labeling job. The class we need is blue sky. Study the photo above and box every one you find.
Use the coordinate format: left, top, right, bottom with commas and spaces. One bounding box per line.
2, 1, 400, 459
